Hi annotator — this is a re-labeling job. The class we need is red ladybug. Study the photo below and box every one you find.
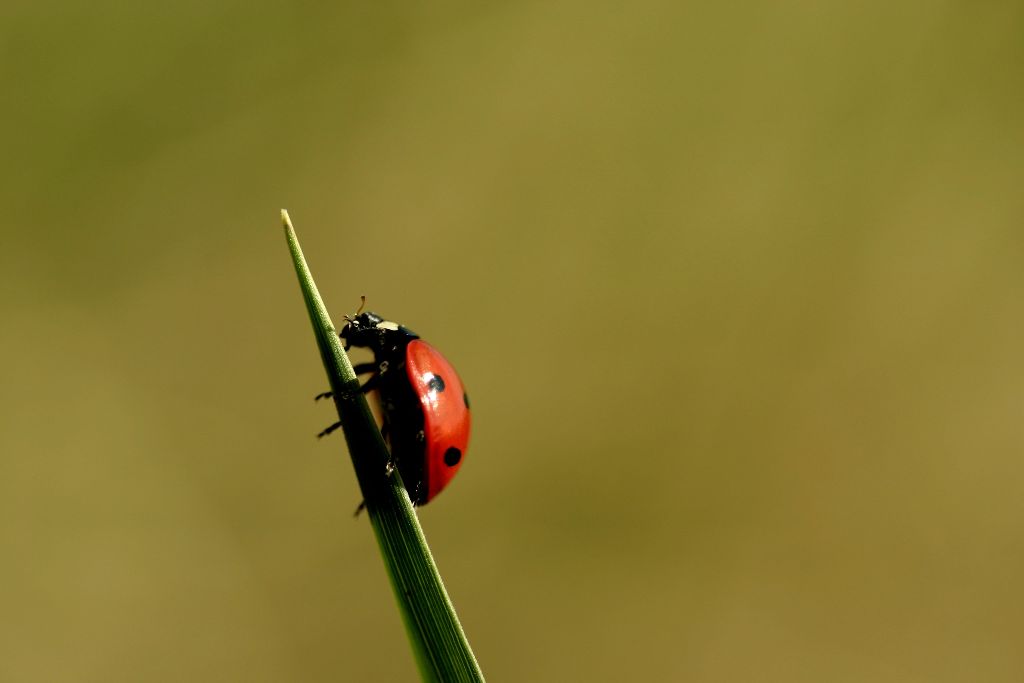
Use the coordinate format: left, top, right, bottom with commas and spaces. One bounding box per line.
320, 307, 471, 506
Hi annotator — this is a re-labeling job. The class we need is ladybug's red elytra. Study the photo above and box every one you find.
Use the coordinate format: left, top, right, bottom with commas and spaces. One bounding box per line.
325, 309, 471, 506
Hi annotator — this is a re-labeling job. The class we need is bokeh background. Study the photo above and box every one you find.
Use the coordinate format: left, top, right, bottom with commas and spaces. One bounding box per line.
2, 2, 1023, 681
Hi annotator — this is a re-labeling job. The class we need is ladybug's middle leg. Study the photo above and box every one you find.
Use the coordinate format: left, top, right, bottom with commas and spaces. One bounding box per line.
315, 363, 378, 401
317, 421, 342, 438
318, 373, 383, 437
358, 373, 381, 394
353, 362, 377, 376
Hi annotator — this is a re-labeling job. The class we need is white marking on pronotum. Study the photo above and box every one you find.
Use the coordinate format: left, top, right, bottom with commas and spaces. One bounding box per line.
376, 321, 400, 331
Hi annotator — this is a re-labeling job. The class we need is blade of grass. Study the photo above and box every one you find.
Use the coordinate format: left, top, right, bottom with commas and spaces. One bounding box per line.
282, 210, 484, 683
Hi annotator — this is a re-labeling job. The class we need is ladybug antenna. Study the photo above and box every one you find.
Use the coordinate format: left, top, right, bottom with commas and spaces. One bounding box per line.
343, 295, 367, 324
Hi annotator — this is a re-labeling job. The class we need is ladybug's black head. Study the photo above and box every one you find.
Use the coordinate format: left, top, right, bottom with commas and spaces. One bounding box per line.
340, 311, 385, 351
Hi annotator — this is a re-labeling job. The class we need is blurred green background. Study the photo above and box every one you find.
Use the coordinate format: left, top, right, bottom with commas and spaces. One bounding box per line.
2, 2, 1023, 681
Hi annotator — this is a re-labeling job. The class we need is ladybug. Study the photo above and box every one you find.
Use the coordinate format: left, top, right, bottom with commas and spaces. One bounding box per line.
318, 303, 471, 506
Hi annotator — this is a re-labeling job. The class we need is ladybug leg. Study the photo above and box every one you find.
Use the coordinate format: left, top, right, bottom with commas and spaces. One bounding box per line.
348, 421, 387, 518
317, 421, 342, 438
359, 374, 381, 394
315, 364, 377, 401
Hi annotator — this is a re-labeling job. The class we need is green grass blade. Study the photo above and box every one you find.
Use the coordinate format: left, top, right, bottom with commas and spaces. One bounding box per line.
282, 210, 485, 683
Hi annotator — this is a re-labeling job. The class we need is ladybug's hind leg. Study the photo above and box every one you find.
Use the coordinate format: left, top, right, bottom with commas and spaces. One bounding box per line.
351, 422, 390, 517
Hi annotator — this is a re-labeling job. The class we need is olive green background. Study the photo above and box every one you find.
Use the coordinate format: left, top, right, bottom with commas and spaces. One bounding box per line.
2, 2, 1023, 681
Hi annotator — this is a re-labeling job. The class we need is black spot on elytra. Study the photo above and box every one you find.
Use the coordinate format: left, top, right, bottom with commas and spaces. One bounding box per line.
463, 392, 470, 409
443, 447, 461, 467
427, 374, 446, 392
